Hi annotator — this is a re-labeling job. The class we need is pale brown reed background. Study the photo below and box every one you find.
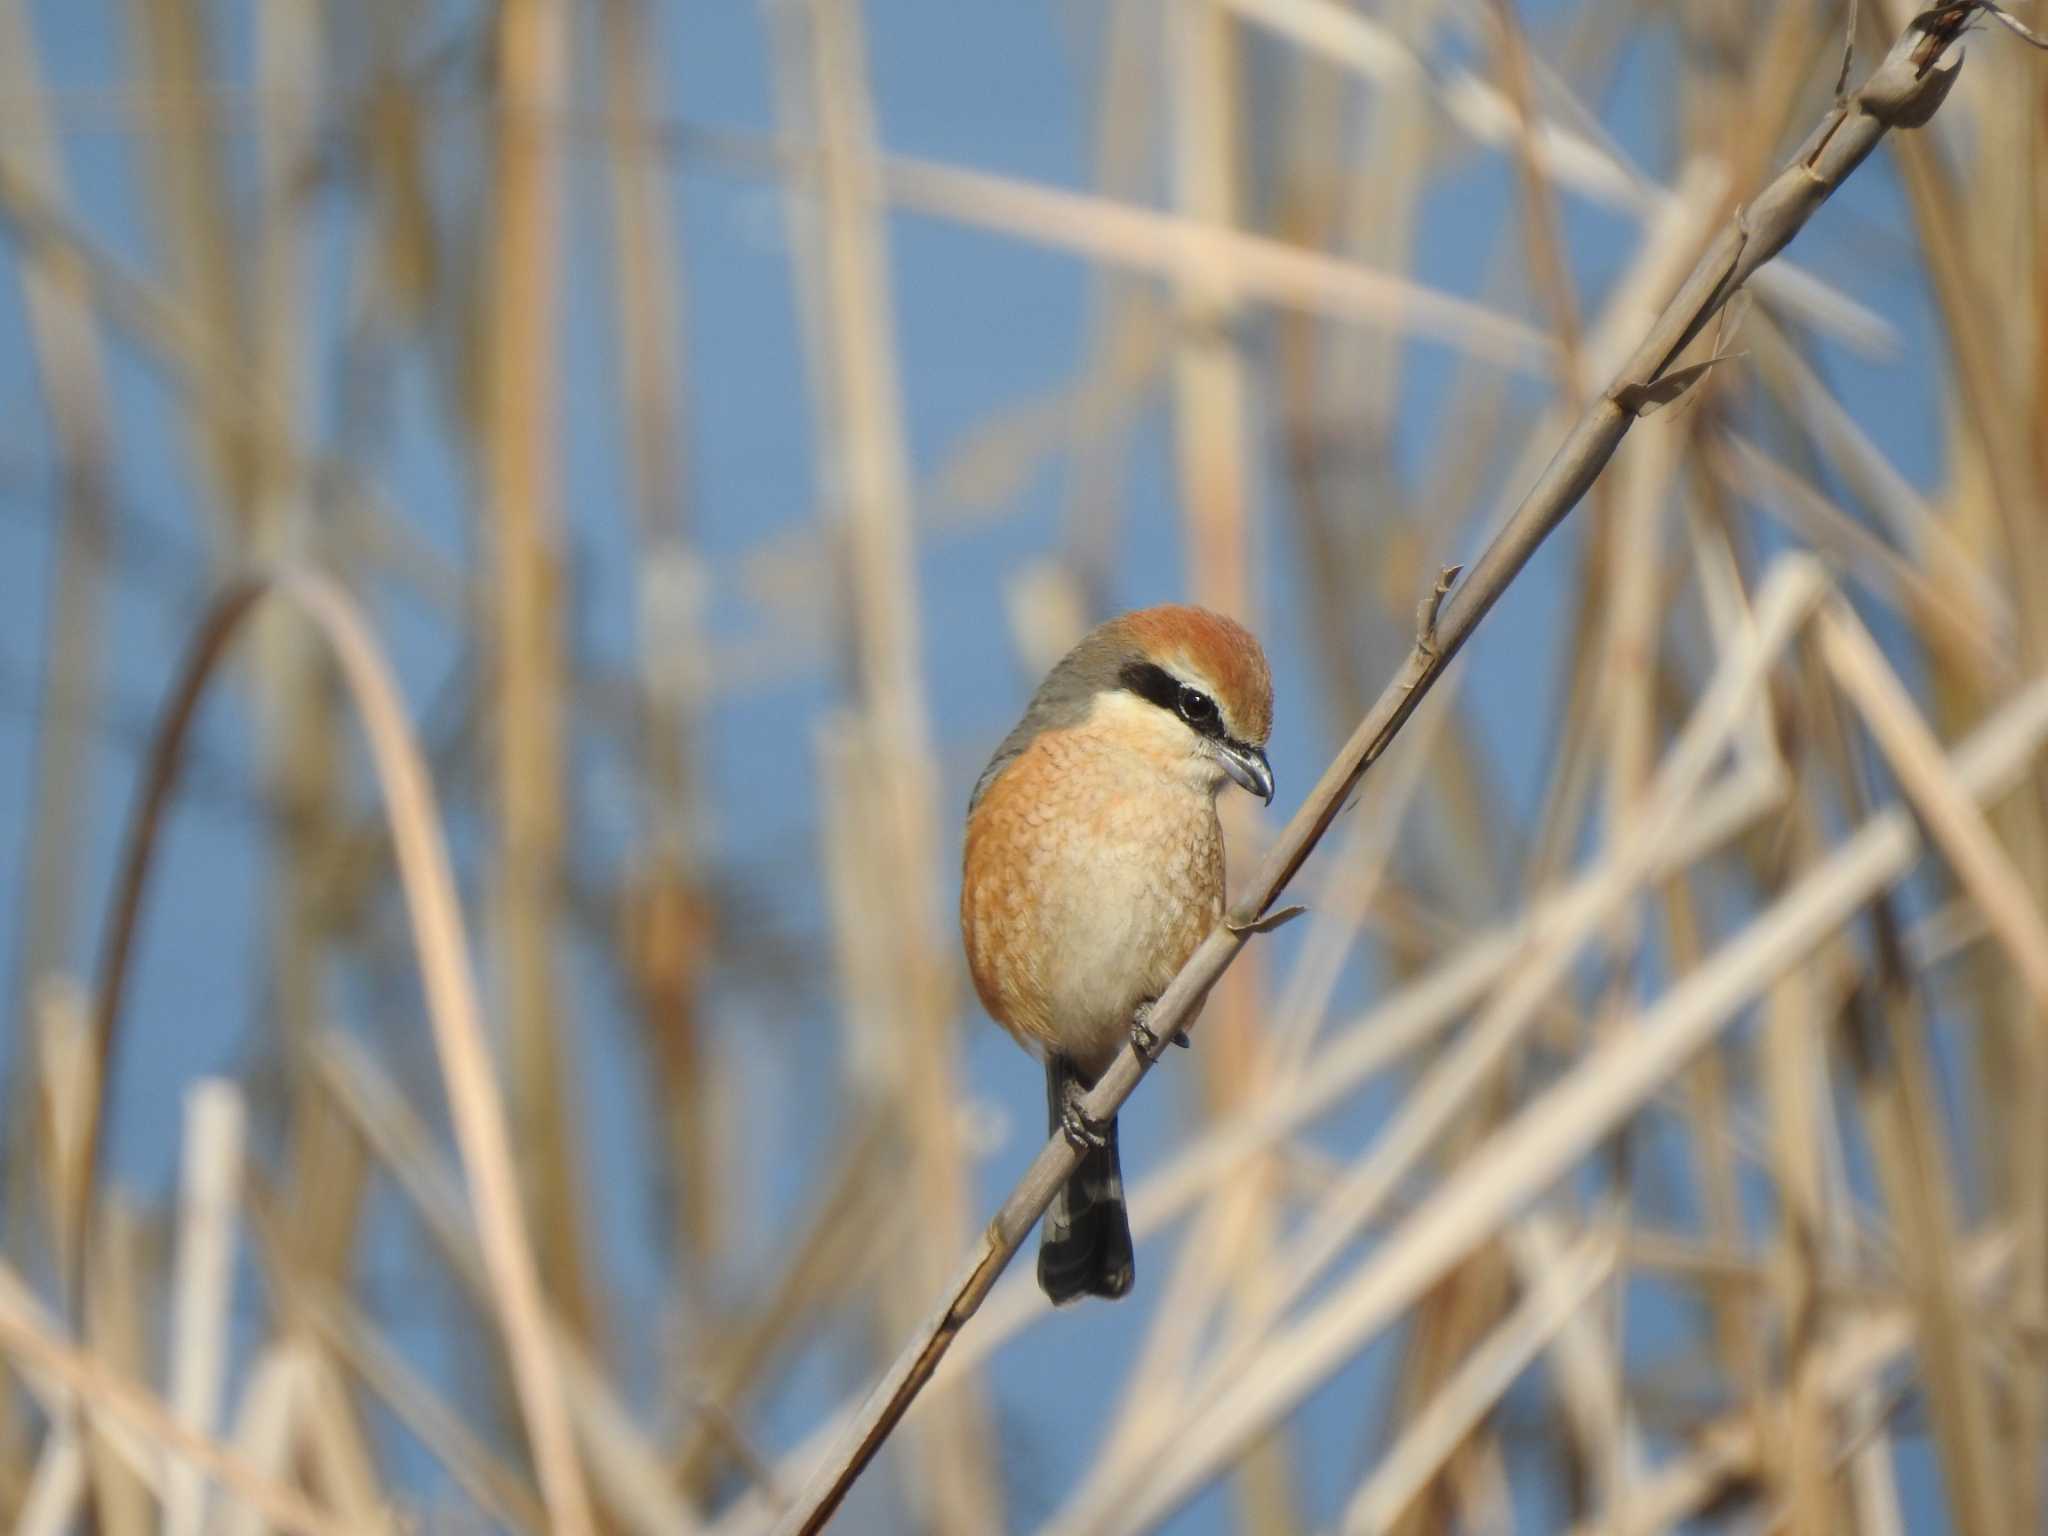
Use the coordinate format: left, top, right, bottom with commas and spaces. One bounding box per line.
0, 0, 2044, 1533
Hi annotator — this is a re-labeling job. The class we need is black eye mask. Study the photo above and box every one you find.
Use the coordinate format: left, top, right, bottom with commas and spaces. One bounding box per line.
1117, 661, 1226, 744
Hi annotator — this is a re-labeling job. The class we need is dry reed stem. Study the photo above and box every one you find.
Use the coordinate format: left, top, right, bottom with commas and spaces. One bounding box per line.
311, 1031, 705, 1535
665, 116, 1550, 366
132, 0, 250, 556
1758, 883, 1836, 1533
1661, 871, 1762, 1404
1162, 5, 1298, 1526
1501, 1215, 1643, 1502
1058, 0, 1156, 611
1749, 657, 1847, 1529
1809, 637, 2017, 1536
80, 1196, 150, 1536
1905, 8, 2048, 1473
161, 1081, 245, 1536
1340, 1223, 1618, 1533
75, 571, 593, 1533
769, 10, 2000, 1529
1487, 0, 1591, 404
241, 1180, 547, 1531
0, 0, 116, 1225
1716, 434, 2011, 678
215, 1350, 308, 1536
1665, 510, 1783, 1419
1748, 319, 2008, 634
1818, 609, 2048, 1018
289, 1353, 384, 1528
1272, 0, 1439, 750
14, 1426, 86, 1536
773, 0, 1000, 1527
1169, 0, 1255, 621
26, 979, 93, 1340
1822, 606, 2048, 1535
1812, 1081, 1910, 1536
0, 1279, 367, 1536
0, 1261, 160, 1503
1219, 0, 1896, 352
1874, 0, 2048, 675
0, 151, 461, 614
246, 0, 345, 1317
596, 0, 722, 1329
1614, 1230, 1891, 1303
484, 0, 601, 1363
677, 1119, 891, 1495
1575, 1232, 2018, 1535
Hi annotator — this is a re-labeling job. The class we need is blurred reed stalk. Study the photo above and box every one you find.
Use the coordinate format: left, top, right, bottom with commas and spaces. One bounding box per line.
594, 0, 727, 1426
0, 0, 114, 1307
770, 0, 999, 1528
480, 4, 611, 1437
1161, 6, 1299, 1532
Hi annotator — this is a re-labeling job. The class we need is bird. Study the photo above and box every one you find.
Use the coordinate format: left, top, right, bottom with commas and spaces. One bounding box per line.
961, 604, 1274, 1304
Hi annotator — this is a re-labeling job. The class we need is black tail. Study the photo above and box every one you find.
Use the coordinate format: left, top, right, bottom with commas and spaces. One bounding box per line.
1038, 1056, 1134, 1304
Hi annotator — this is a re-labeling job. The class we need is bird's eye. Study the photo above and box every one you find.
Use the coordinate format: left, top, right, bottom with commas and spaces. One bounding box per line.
1177, 685, 1218, 726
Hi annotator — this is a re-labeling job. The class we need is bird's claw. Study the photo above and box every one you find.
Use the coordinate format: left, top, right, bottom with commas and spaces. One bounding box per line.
1129, 1002, 1189, 1059
1060, 1080, 1110, 1151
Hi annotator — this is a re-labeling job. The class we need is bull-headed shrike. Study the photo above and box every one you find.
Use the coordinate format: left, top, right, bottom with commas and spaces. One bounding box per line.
962, 605, 1274, 1303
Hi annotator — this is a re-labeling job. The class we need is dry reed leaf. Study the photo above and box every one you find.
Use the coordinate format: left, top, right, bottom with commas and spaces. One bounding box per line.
1611, 352, 1742, 416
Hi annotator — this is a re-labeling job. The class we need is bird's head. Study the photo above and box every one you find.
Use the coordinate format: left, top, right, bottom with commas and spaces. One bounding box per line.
969, 603, 1273, 811
1098, 605, 1274, 803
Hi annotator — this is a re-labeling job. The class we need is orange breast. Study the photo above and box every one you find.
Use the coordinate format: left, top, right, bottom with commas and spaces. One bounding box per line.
961, 725, 1224, 1076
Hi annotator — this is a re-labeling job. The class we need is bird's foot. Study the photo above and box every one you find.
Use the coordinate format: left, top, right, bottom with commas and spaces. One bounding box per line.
1059, 1078, 1111, 1151
1129, 1001, 1189, 1059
